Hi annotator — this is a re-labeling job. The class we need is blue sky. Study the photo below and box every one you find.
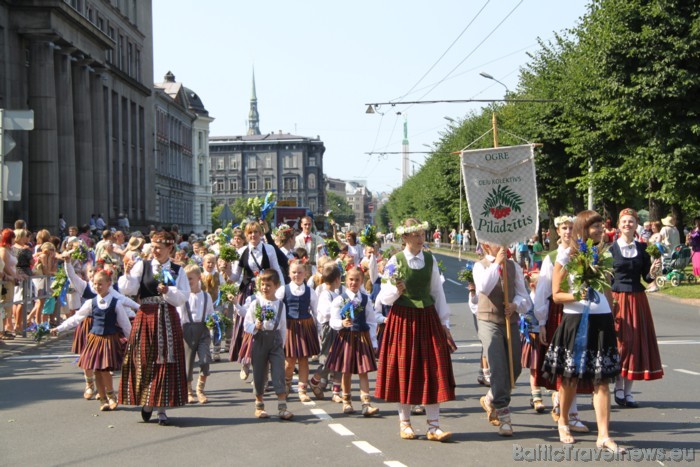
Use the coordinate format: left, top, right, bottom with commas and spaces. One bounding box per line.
153, 1, 589, 194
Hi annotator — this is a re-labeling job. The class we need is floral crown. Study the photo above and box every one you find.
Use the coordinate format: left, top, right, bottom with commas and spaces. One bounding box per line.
396, 221, 429, 236
554, 215, 574, 227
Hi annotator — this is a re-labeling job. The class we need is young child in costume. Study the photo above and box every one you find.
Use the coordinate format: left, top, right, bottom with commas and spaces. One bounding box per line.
520, 271, 546, 413
178, 265, 214, 404
201, 253, 226, 361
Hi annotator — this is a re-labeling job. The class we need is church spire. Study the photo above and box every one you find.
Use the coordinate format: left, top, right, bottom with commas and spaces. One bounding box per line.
247, 68, 261, 136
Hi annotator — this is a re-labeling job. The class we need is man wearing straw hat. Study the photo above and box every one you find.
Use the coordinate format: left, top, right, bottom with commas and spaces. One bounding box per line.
659, 215, 681, 253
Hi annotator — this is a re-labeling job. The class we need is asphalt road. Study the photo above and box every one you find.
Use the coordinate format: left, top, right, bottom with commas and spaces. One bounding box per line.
1, 252, 698, 466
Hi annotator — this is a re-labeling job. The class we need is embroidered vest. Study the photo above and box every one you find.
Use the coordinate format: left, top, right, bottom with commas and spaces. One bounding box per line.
91, 297, 118, 335
138, 261, 181, 299
284, 284, 312, 320
476, 258, 517, 325
341, 291, 369, 332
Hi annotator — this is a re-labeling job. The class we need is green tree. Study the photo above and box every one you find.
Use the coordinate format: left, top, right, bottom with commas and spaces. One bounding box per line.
326, 191, 355, 226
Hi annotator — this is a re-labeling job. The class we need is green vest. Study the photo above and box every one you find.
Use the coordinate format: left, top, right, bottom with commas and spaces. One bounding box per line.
394, 251, 435, 309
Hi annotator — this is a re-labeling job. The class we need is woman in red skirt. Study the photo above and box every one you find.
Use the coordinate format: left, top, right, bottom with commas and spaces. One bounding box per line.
376, 219, 455, 442
52, 270, 132, 411
612, 208, 664, 408
118, 231, 190, 426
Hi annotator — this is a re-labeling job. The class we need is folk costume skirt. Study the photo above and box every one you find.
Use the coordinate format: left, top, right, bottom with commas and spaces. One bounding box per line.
229, 282, 255, 362
237, 332, 254, 365
375, 304, 455, 405
71, 316, 93, 355
119, 303, 187, 407
613, 291, 664, 381
542, 312, 621, 386
520, 332, 541, 369
78, 332, 125, 371
285, 317, 321, 358
535, 302, 594, 394
326, 329, 377, 375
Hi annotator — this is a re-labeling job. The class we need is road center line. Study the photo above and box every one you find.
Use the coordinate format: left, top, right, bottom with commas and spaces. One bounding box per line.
329, 423, 354, 436
310, 408, 332, 420
384, 462, 408, 467
5, 354, 76, 361
674, 369, 700, 376
657, 340, 700, 345
353, 440, 382, 454
446, 278, 464, 286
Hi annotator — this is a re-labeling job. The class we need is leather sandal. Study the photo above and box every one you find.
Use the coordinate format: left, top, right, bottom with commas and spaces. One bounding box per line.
558, 424, 575, 444
255, 403, 269, 419
551, 392, 560, 422
597, 437, 626, 454
426, 420, 452, 442
309, 381, 324, 399
400, 421, 417, 440
278, 404, 294, 420
568, 413, 590, 433
480, 396, 500, 426
532, 399, 546, 413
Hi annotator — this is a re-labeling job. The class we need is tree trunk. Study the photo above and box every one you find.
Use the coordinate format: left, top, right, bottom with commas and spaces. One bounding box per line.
647, 178, 665, 221
671, 203, 684, 238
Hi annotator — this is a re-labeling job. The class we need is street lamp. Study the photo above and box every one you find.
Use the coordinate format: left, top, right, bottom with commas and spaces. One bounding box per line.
479, 72, 509, 93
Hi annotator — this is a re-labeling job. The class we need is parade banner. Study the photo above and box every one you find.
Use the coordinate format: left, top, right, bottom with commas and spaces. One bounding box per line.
460, 144, 538, 247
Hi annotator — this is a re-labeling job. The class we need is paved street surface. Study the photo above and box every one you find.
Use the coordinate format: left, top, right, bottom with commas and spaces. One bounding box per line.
1, 252, 698, 466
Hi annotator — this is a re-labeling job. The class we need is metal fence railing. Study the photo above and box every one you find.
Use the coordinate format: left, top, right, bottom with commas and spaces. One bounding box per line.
4, 274, 55, 339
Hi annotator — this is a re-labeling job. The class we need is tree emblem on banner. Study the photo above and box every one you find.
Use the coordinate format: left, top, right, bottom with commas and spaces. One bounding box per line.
480, 185, 524, 220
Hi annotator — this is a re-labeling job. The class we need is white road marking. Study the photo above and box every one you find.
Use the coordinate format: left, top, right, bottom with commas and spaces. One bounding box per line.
302, 401, 316, 406
457, 343, 482, 348
384, 462, 408, 467
310, 408, 332, 420
657, 340, 700, 345
353, 440, 382, 454
329, 423, 354, 436
675, 369, 700, 376
446, 278, 464, 286
5, 354, 76, 361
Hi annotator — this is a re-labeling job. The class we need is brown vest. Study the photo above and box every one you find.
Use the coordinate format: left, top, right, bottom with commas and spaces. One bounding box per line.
477, 258, 517, 325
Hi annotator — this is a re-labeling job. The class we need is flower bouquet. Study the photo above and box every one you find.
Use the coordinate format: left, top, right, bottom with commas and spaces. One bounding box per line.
153, 268, 176, 286
340, 296, 360, 320
247, 192, 276, 222
565, 238, 613, 302
359, 225, 377, 247
325, 239, 340, 259
70, 244, 89, 262
381, 246, 397, 260
26, 322, 51, 343
381, 262, 405, 285
50, 266, 68, 298
219, 282, 240, 305
255, 302, 277, 330
457, 260, 475, 285
205, 312, 233, 342
216, 223, 240, 263
646, 243, 662, 259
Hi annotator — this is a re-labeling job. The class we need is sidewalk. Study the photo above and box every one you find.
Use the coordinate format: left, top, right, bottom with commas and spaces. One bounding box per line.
0, 332, 69, 361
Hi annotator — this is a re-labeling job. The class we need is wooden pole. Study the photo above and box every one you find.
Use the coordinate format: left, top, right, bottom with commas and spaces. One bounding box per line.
493, 110, 515, 389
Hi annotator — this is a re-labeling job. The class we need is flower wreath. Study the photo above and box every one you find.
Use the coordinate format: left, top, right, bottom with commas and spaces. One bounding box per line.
396, 221, 429, 236
554, 215, 574, 227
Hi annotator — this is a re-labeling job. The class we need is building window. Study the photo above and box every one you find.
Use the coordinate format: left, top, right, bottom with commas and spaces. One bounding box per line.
284, 154, 297, 169
229, 155, 238, 170
308, 173, 316, 189
309, 155, 316, 167
215, 157, 224, 170
264, 178, 272, 190
309, 198, 316, 212
283, 177, 297, 191
248, 177, 258, 191
230, 179, 238, 191
216, 180, 224, 192
200, 203, 205, 224
198, 131, 203, 150
199, 162, 204, 185
248, 154, 257, 169
265, 154, 272, 169
118, 34, 125, 69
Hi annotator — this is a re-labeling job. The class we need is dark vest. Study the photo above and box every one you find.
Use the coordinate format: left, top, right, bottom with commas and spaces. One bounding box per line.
476, 258, 517, 325
90, 297, 118, 335
284, 284, 312, 320
341, 291, 369, 332
238, 245, 270, 286
82, 285, 97, 300
138, 260, 181, 299
610, 241, 652, 293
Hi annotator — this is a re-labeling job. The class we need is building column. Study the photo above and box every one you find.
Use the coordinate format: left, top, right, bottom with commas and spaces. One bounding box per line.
27, 40, 59, 232
91, 72, 108, 221
54, 51, 78, 227
72, 60, 94, 225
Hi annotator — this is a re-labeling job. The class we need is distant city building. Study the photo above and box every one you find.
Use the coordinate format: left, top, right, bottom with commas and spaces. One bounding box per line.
209, 73, 325, 220
325, 177, 347, 199
345, 180, 373, 230
154, 71, 213, 233
0, 0, 155, 231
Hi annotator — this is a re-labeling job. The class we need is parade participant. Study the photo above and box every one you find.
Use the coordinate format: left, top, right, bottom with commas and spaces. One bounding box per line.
376, 219, 454, 441
520, 271, 545, 413
689, 216, 700, 276
534, 215, 591, 433
1, 229, 17, 339
51, 271, 132, 412
294, 216, 325, 266
308, 263, 343, 402
229, 222, 284, 377
118, 230, 189, 426
327, 266, 379, 417
612, 208, 663, 408
333, 226, 363, 266
201, 253, 226, 362
178, 265, 214, 404
542, 210, 623, 452
243, 269, 293, 420
276, 259, 320, 402
475, 241, 530, 437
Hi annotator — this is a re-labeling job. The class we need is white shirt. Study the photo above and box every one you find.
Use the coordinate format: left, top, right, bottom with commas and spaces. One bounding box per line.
377, 247, 451, 327
330, 289, 377, 348
616, 237, 638, 258
555, 249, 611, 315
243, 296, 287, 346
294, 232, 325, 264
472, 255, 530, 316
64, 262, 140, 316
275, 282, 318, 316
316, 287, 337, 325
230, 242, 284, 286
56, 290, 132, 336
178, 290, 214, 324
117, 258, 190, 307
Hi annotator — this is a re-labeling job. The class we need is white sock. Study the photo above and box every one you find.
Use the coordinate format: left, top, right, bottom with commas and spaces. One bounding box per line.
569, 396, 578, 415
398, 404, 411, 421
485, 389, 494, 403
425, 404, 440, 423
623, 379, 634, 396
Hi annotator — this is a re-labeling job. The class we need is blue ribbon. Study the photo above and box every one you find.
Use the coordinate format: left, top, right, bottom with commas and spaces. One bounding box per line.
212, 313, 223, 342
571, 287, 599, 375
340, 300, 355, 320
162, 269, 175, 286
59, 277, 70, 306
519, 315, 531, 343
215, 289, 222, 307
260, 193, 276, 220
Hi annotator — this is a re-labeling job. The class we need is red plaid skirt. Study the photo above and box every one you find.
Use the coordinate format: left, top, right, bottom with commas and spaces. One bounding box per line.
71, 316, 93, 355
78, 332, 125, 371
326, 329, 377, 375
375, 304, 455, 405
285, 317, 321, 358
613, 291, 664, 381
535, 301, 594, 394
119, 304, 187, 407
237, 331, 253, 365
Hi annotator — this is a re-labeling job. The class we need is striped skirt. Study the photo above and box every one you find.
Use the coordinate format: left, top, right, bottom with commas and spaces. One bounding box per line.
520, 332, 541, 369
119, 304, 187, 407
326, 329, 377, 375
78, 332, 125, 371
285, 317, 321, 358
375, 304, 455, 405
71, 316, 93, 355
228, 314, 246, 362
613, 291, 664, 381
237, 332, 253, 365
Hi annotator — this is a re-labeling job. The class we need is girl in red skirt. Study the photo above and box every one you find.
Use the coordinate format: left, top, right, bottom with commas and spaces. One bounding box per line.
327, 267, 379, 417
118, 231, 190, 426
277, 259, 320, 402
611, 208, 664, 408
376, 219, 455, 442
52, 270, 132, 411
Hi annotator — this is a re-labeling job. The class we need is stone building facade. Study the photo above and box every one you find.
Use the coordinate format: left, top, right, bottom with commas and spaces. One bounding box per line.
0, 0, 154, 231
